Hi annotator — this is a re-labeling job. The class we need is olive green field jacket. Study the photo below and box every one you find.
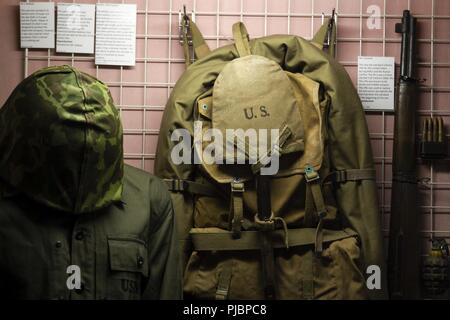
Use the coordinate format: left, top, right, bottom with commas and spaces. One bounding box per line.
0, 164, 182, 300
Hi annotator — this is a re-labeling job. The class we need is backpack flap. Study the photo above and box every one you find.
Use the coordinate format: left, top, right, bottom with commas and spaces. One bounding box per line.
213, 54, 304, 178
194, 56, 325, 184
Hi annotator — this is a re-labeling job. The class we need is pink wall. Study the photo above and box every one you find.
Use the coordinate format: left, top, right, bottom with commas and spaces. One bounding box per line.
1, 0, 450, 252
0, 0, 25, 107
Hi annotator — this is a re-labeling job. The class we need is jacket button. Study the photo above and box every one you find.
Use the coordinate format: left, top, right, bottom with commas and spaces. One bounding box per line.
75, 231, 85, 241
55, 241, 62, 248
137, 256, 144, 268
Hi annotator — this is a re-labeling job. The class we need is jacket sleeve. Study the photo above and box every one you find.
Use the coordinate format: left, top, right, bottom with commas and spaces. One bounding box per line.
143, 177, 183, 300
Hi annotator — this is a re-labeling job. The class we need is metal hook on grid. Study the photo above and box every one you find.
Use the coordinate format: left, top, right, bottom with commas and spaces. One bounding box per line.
321, 9, 338, 25
178, 5, 196, 45
321, 9, 337, 55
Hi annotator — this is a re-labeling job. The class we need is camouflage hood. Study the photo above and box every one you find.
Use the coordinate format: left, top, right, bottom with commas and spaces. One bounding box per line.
0, 65, 123, 214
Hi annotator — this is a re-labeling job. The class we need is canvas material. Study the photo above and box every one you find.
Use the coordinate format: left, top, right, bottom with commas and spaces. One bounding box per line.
184, 236, 368, 299
155, 22, 387, 299
195, 68, 324, 184
212, 55, 304, 161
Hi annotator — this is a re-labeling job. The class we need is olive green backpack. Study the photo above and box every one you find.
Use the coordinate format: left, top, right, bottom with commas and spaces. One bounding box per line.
155, 16, 387, 300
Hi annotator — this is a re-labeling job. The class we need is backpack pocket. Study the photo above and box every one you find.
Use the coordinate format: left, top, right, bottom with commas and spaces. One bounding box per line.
316, 236, 369, 299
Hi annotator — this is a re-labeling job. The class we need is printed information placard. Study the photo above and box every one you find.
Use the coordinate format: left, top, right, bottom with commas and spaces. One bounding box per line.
95, 4, 136, 66
56, 4, 95, 54
358, 56, 395, 111
20, 2, 55, 49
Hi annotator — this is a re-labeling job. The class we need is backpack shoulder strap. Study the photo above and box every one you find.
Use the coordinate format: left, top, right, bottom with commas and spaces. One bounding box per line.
311, 14, 337, 58
232, 22, 251, 57
180, 15, 211, 67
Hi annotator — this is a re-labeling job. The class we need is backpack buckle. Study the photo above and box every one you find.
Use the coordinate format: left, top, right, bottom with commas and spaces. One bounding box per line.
179, 5, 193, 45
254, 212, 275, 231
231, 179, 244, 193
304, 165, 320, 183
171, 179, 187, 192
334, 170, 347, 183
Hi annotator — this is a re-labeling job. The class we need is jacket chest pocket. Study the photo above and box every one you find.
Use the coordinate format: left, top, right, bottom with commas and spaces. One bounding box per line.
107, 237, 149, 300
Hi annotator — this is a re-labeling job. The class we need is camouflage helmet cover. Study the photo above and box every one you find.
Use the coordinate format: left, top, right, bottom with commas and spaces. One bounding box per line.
0, 65, 123, 213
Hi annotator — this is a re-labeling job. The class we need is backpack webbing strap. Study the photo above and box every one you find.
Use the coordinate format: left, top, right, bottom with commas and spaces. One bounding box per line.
311, 14, 337, 58
301, 250, 315, 299
229, 180, 244, 239
225, 124, 295, 174
314, 217, 324, 253
232, 22, 251, 57
215, 260, 233, 300
325, 168, 376, 183
255, 175, 277, 299
304, 165, 327, 254
304, 185, 315, 228
164, 179, 219, 197
180, 15, 211, 67
251, 124, 292, 174
189, 227, 358, 251
260, 230, 276, 300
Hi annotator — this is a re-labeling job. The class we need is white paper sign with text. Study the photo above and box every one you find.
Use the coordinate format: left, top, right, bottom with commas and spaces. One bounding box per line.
56, 4, 95, 54
20, 2, 55, 49
95, 4, 137, 66
358, 56, 395, 111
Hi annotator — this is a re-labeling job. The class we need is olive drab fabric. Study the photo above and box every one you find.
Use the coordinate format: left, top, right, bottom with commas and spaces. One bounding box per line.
155, 17, 387, 300
212, 55, 304, 165
0, 66, 182, 300
0, 165, 182, 300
